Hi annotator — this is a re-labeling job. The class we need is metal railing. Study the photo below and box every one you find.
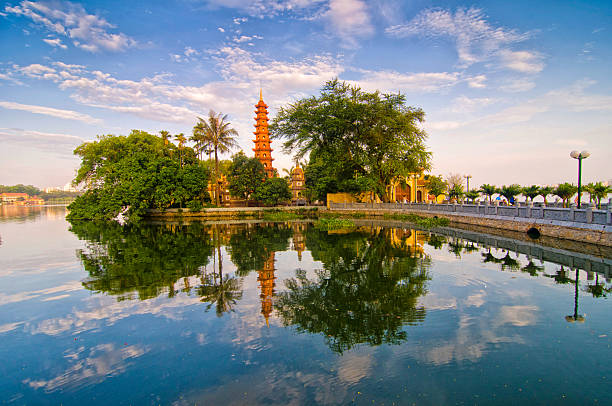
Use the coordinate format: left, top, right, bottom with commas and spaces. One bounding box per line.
328, 201, 612, 226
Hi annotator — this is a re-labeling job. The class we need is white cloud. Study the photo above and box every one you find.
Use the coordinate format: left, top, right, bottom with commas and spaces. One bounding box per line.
323, 0, 373, 48
5, 0, 136, 52
42, 37, 67, 49
0, 101, 102, 124
448, 96, 497, 113
218, 27, 225, 32
498, 50, 544, 73
386, 7, 540, 72
499, 77, 536, 92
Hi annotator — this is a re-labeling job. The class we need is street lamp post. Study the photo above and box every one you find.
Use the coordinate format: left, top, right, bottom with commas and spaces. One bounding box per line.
570, 150, 590, 208
464, 175, 472, 193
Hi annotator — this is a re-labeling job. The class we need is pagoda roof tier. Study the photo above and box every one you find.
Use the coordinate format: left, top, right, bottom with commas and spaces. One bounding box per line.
252, 147, 274, 153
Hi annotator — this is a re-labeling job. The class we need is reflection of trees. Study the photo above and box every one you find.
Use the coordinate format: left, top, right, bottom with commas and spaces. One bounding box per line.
275, 227, 430, 353
196, 273, 243, 317
426, 233, 446, 250
521, 259, 544, 277
70, 221, 214, 300
227, 223, 292, 276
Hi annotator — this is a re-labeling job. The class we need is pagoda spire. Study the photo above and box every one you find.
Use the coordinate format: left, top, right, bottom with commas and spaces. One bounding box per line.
252, 90, 274, 178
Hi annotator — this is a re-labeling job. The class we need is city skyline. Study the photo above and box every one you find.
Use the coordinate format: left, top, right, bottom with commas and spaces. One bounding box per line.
1, 0, 610, 188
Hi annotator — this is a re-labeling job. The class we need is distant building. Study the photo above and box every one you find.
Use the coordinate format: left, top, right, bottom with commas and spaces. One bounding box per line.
0, 193, 29, 204
207, 174, 231, 206
252, 90, 275, 178
290, 162, 306, 203
26, 196, 45, 205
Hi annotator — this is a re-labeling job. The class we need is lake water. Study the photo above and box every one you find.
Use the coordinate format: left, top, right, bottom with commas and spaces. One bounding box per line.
1, 206, 611, 405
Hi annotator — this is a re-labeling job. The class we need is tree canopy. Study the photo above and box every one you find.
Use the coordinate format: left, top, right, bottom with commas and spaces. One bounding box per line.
270, 79, 431, 202
227, 152, 267, 200
67, 130, 210, 221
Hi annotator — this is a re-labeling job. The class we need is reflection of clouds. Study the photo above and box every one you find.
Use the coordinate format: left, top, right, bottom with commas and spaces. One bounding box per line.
0, 281, 82, 306
337, 352, 372, 384
23, 343, 148, 392
29, 294, 202, 336
418, 293, 457, 310
497, 305, 538, 327
0, 321, 23, 333
417, 291, 537, 366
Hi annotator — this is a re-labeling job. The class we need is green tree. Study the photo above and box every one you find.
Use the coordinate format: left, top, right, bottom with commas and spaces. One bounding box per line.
479, 184, 498, 203
270, 79, 431, 202
591, 182, 612, 209
69, 221, 214, 300
275, 227, 430, 353
227, 152, 266, 200
159, 130, 170, 146
538, 186, 554, 206
554, 182, 577, 208
447, 184, 463, 201
465, 190, 480, 202
425, 175, 447, 203
174, 132, 187, 168
253, 177, 292, 206
583, 183, 596, 205
522, 185, 540, 202
194, 111, 239, 206
499, 184, 522, 205
67, 130, 209, 221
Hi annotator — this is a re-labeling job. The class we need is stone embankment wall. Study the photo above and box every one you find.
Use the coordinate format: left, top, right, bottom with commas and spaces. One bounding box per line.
329, 202, 612, 247
147, 206, 323, 220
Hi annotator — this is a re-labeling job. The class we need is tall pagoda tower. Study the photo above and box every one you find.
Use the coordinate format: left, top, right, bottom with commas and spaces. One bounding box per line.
253, 90, 275, 178
257, 251, 276, 326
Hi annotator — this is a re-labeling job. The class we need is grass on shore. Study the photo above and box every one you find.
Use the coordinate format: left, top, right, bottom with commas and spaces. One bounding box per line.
382, 213, 449, 227
314, 217, 356, 230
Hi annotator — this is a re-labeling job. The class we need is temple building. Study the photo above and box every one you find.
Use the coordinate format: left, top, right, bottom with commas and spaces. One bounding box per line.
387, 173, 432, 203
290, 162, 306, 203
252, 90, 275, 178
257, 251, 276, 326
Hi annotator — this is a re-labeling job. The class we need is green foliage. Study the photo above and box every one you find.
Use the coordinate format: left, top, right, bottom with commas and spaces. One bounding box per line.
69, 221, 214, 301
275, 227, 430, 353
0, 184, 41, 195
67, 130, 210, 221
498, 184, 522, 205
447, 184, 464, 200
479, 184, 497, 203
425, 175, 446, 199
260, 210, 313, 221
228, 152, 266, 200
227, 223, 292, 276
465, 190, 480, 202
522, 185, 540, 201
270, 79, 431, 202
253, 177, 292, 206
554, 182, 577, 208
382, 213, 450, 227
591, 182, 612, 209
314, 217, 356, 230
538, 186, 555, 206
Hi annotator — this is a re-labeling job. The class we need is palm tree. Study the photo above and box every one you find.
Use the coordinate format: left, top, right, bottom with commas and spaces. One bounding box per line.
191, 122, 211, 161
522, 185, 540, 202
194, 111, 239, 206
498, 184, 522, 205
480, 184, 497, 203
582, 183, 596, 205
174, 132, 187, 168
537, 186, 554, 206
159, 130, 170, 146
591, 182, 612, 209
554, 183, 577, 208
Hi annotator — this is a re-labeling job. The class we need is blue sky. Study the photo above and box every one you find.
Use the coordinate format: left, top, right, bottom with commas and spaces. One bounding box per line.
1, 0, 610, 188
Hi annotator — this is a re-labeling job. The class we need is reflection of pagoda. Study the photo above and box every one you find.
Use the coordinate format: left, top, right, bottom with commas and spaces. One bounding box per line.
257, 251, 276, 326
253, 90, 275, 178
291, 223, 306, 261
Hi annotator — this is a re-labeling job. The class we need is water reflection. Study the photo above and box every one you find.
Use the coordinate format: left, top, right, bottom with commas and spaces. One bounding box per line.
276, 227, 431, 353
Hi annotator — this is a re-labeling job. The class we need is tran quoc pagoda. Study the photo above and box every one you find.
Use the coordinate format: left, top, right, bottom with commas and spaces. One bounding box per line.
253, 89, 275, 178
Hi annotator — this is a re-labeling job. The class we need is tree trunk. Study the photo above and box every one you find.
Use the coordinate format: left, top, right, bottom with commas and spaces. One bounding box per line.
214, 148, 220, 206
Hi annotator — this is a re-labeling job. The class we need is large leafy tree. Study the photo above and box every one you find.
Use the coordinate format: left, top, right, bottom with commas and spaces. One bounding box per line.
67, 130, 210, 221
270, 79, 431, 202
227, 152, 266, 200
425, 175, 446, 203
194, 111, 239, 206
253, 177, 292, 206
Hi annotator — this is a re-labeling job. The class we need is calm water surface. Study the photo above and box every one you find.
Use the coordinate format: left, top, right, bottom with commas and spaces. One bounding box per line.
0, 206, 611, 405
